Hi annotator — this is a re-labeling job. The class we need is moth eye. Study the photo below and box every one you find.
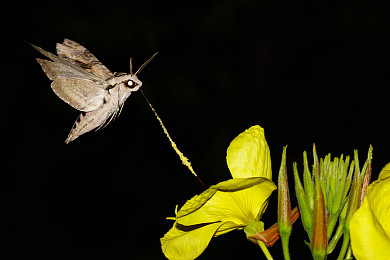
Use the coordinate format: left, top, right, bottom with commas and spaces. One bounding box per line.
125, 80, 136, 88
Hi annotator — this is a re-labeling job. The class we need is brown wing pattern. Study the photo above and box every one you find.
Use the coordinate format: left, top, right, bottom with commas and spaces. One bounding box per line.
31, 43, 108, 112
56, 39, 113, 80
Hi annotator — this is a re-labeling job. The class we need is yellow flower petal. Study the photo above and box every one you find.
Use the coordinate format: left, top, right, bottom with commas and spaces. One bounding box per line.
350, 197, 390, 259
350, 163, 390, 259
176, 177, 276, 227
161, 221, 235, 260
226, 125, 272, 179
367, 163, 390, 238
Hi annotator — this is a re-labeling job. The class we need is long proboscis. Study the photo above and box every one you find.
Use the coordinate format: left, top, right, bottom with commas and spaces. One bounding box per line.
140, 90, 206, 188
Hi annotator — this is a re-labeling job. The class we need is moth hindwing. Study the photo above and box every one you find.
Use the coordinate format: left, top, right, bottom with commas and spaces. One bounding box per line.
31, 39, 157, 143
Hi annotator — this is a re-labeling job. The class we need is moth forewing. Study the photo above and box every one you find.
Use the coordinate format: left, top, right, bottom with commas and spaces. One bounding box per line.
56, 39, 113, 79
31, 43, 103, 82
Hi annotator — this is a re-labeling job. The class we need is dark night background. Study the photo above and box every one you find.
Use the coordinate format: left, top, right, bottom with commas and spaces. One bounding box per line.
1, 0, 389, 259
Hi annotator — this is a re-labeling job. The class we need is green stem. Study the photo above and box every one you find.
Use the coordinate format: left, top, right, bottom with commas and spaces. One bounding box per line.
326, 221, 344, 254
281, 237, 291, 260
337, 233, 350, 260
345, 245, 353, 260
257, 240, 273, 260
327, 197, 348, 254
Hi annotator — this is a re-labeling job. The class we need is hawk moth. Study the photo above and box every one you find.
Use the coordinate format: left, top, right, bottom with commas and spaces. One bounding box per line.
31, 39, 157, 143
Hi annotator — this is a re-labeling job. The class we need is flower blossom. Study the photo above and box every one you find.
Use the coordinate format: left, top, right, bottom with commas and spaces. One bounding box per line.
160, 125, 276, 259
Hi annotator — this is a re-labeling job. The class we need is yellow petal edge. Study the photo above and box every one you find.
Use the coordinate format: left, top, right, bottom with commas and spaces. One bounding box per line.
176, 178, 276, 227
161, 221, 227, 260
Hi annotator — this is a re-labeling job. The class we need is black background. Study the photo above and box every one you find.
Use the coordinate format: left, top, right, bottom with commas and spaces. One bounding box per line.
2, 0, 389, 259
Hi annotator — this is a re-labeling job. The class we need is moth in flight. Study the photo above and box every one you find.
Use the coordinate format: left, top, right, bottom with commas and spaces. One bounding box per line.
31, 39, 157, 143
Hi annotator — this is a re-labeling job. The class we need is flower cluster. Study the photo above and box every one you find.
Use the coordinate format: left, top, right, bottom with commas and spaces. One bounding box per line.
159, 124, 389, 260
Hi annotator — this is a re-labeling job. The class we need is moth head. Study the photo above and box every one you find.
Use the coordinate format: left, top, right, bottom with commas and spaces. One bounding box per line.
130, 52, 158, 76
122, 75, 142, 92
110, 52, 158, 92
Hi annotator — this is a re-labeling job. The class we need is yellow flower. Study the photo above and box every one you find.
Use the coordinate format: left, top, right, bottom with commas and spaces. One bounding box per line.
161, 125, 277, 260
350, 163, 390, 260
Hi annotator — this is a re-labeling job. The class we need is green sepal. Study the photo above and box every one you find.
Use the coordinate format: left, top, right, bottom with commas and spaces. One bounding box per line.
244, 221, 265, 238
278, 146, 292, 236
303, 151, 315, 212
293, 163, 313, 240
278, 146, 292, 260
327, 155, 350, 240
311, 169, 327, 260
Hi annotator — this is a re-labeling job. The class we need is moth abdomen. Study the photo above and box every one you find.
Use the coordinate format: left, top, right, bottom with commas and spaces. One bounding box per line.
65, 102, 116, 144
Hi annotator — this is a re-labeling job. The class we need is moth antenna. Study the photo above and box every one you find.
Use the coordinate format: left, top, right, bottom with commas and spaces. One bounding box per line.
129, 58, 133, 74
140, 89, 206, 189
134, 52, 158, 75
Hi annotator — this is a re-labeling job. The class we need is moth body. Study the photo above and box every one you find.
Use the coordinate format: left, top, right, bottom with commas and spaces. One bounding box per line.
31, 39, 156, 143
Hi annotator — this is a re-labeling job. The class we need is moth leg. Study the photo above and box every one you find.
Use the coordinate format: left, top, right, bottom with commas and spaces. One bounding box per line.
94, 117, 109, 132
94, 109, 117, 132
116, 103, 125, 118
103, 108, 120, 128
95, 88, 125, 131
106, 103, 124, 126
